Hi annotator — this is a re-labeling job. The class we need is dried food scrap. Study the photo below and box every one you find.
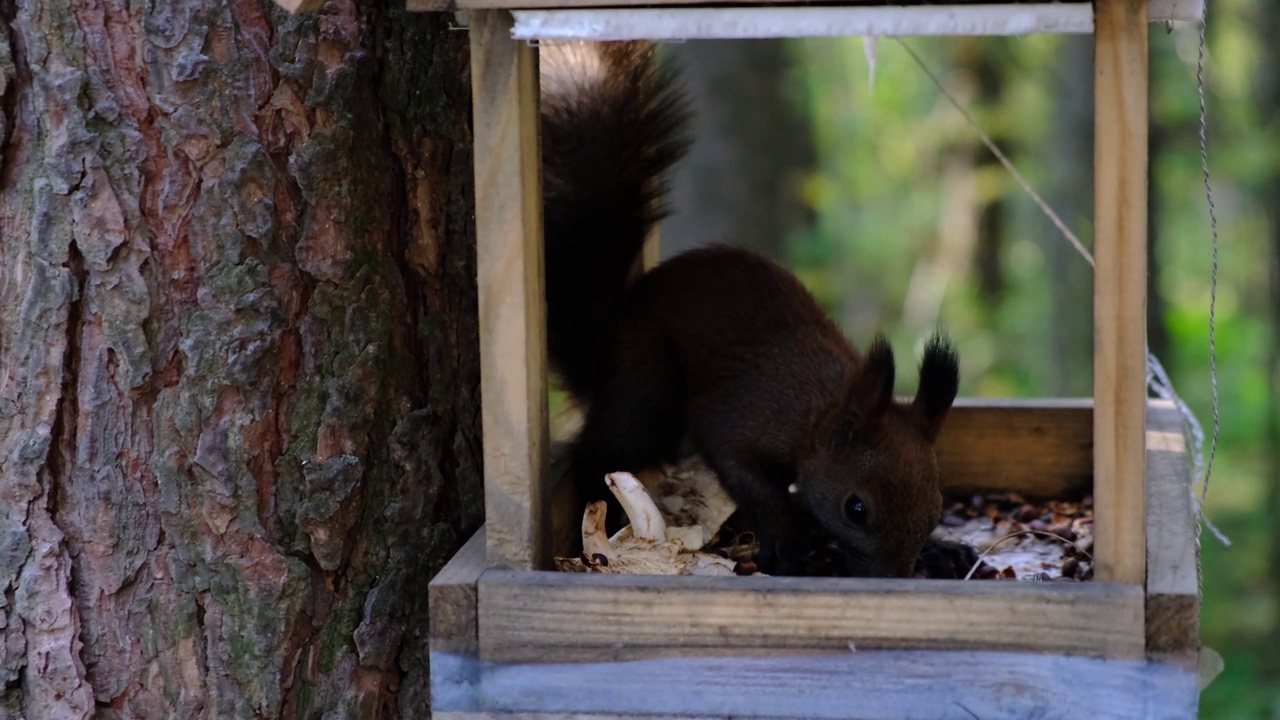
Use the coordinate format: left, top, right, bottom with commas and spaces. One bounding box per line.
554, 470, 747, 576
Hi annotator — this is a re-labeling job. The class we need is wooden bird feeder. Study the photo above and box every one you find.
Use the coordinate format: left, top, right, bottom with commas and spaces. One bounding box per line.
279, 0, 1208, 715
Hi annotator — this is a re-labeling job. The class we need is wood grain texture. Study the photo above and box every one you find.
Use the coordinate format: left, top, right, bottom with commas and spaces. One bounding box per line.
509, 6, 1094, 39
435, 707, 706, 712
1092, 0, 1149, 586
1144, 400, 1200, 657
410, 0, 1199, 24
502, 2, 1198, 40
1144, 400, 1198, 597
435, 707, 701, 712
937, 399, 1093, 497
470, 11, 552, 570
1147, 595, 1199, 658
477, 570, 1145, 663
430, 528, 489, 655
431, 648, 1197, 719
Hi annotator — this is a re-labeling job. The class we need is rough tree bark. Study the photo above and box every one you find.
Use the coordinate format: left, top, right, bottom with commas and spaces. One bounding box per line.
0, 0, 482, 717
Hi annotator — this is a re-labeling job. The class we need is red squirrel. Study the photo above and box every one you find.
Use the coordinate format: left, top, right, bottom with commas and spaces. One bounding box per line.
540, 40, 969, 577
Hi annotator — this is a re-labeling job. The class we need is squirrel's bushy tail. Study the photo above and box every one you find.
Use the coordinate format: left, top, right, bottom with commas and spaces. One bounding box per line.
540, 41, 691, 400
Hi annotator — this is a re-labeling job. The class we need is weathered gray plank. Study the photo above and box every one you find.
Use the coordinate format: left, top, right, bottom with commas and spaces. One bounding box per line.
1144, 399, 1200, 659
437, 707, 706, 712
430, 528, 488, 655
431, 648, 1198, 719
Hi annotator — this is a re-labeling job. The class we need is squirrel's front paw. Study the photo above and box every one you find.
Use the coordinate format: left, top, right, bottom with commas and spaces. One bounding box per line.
914, 537, 982, 579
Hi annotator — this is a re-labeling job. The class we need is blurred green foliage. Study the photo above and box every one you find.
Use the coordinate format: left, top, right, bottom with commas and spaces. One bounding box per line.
783, 5, 1278, 716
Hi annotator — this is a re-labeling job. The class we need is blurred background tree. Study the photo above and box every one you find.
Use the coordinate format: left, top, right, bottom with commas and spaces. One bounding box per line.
660, 5, 1277, 715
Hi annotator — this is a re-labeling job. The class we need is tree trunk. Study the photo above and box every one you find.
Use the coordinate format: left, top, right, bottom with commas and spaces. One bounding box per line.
961, 37, 1009, 311
1045, 34, 1095, 396
0, 1, 482, 717
1146, 120, 1170, 364
660, 39, 814, 261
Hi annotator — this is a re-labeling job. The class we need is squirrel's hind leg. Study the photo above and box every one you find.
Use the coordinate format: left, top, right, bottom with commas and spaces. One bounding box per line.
569, 356, 686, 536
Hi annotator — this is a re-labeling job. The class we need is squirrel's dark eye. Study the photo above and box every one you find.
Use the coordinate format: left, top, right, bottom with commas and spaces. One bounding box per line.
843, 494, 868, 526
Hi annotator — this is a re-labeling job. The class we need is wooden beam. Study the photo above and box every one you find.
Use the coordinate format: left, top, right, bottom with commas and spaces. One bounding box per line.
1144, 399, 1200, 662
508, 5, 1092, 38
411, 0, 1203, 25
470, 11, 551, 570
1149, 0, 1204, 20
429, 529, 487, 713
1092, 0, 1148, 587
438, 709, 710, 720
477, 570, 1146, 663
429, 528, 488, 655
435, 649, 1198, 719
422, 0, 1203, 23
936, 399, 1092, 498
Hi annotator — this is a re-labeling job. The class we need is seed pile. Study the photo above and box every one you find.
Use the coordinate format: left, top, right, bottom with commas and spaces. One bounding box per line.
703, 493, 1096, 580
934, 492, 1095, 581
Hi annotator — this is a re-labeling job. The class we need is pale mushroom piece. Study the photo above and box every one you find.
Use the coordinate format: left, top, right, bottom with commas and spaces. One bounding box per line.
556, 469, 760, 576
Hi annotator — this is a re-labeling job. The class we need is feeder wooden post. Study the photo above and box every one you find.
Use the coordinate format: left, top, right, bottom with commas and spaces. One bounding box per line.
1093, 0, 1149, 586
470, 10, 551, 570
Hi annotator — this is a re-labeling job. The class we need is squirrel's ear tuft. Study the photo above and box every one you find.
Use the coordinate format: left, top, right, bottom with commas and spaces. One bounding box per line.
913, 331, 959, 442
854, 334, 896, 422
